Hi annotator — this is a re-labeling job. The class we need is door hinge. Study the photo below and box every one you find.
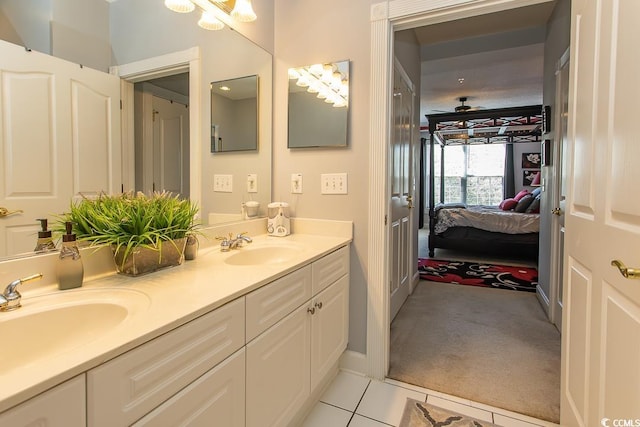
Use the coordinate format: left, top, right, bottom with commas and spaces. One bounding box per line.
121, 184, 124, 193
120, 99, 123, 110
384, 215, 388, 225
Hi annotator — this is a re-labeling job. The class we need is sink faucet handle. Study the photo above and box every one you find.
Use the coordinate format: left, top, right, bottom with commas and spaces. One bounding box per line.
2, 273, 43, 312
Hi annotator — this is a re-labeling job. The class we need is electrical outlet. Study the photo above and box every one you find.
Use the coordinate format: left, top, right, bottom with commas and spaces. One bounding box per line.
213, 174, 233, 192
247, 174, 258, 193
291, 173, 303, 194
321, 173, 347, 194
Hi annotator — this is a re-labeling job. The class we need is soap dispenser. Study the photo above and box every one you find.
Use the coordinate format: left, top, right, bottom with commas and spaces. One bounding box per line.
34, 218, 56, 252
56, 221, 84, 290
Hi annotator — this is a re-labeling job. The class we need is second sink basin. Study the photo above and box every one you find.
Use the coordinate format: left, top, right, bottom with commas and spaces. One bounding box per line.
224, 246, 300, 266
0, 288, 150, 371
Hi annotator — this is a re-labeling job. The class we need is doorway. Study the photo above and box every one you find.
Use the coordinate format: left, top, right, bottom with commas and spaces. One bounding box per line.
366, 0, 561, 389
134, 73, 190, 198
114, 47, 202, 209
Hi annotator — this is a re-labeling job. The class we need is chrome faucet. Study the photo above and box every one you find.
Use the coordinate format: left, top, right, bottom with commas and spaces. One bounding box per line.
217, 232, 253, 252
1, 273, 43, 312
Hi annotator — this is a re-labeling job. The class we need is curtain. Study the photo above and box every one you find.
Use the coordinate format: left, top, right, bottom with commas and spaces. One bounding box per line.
504, 143, 515, 198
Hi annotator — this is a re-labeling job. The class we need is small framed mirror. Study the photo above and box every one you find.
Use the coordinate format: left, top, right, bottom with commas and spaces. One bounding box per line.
287, 60, 349, 148
210, 75, 259, 152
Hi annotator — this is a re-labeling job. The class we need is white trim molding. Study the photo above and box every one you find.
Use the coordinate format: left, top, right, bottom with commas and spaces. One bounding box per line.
111, 47, 202, 210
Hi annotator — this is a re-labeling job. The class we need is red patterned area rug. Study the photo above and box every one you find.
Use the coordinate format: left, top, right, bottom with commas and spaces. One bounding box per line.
418, 258, 538, 292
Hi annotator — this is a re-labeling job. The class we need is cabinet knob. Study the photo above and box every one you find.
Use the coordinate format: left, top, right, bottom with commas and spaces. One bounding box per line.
315, 301, 323, 310
307, 307, 316, 315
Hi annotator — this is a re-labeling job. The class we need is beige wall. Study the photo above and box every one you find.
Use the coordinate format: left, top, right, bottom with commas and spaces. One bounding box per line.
273, 0, 377, 353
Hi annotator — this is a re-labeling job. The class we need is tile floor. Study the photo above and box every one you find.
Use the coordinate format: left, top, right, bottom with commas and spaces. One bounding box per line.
302, 370, 559, 427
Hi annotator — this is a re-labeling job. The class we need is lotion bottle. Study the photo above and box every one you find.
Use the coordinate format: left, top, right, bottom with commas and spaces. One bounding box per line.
56, 221, 84, 290
34, 218, 56, 252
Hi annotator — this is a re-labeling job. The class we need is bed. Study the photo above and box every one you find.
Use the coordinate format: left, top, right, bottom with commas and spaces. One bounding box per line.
425, 105, 543, 260
428, 204, 539, 259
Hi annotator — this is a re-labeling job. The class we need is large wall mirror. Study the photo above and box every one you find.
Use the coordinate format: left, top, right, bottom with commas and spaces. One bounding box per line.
288, 60, 349, 148
0, 0, 272, 260
211, 75, 259, 152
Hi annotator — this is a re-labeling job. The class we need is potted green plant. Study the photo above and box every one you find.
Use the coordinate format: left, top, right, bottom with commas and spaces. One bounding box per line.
59, 191, 199, 276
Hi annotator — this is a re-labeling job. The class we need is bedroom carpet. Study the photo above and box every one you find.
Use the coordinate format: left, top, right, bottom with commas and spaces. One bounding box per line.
418, 258, 538, 292
389, 280, 560, 423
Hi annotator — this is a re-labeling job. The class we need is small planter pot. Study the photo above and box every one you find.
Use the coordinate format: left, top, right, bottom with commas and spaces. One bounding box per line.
112, 238, 187, 276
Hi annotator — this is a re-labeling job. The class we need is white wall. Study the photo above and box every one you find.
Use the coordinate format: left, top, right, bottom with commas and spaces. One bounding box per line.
273, 0, 377, 354
0, 0, 110, 71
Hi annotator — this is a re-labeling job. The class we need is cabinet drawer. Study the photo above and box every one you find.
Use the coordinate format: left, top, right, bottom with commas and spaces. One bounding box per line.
0, 375, 85, 427
87, 297, 245, 427
133, 349, 245, 427
246, 265, 312, 341
312, 245, 349, 294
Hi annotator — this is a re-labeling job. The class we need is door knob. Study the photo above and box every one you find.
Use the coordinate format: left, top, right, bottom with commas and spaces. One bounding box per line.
406, 195, 414, 209
551, 208, 561, 216
0, 207, 23, 218
611, 260, 640, 279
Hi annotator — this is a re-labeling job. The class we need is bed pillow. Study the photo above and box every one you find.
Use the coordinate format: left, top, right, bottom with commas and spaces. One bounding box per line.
515, 193, 535, 212
514, 189, 530, 202
499, 198, 518, 211
525, 194, 541, 213
531, 187, 542, 198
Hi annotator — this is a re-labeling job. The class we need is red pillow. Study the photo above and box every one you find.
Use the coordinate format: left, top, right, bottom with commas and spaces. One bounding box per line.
514, 190, 530, 201
499, 198, 518, 210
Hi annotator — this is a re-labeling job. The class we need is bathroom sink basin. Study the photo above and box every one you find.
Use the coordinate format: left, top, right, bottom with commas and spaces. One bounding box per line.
224, 246, 300, 266
0, 288, 149, 371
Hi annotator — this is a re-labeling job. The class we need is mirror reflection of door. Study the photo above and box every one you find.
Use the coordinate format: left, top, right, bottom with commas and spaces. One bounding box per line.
134, 73, 190, 198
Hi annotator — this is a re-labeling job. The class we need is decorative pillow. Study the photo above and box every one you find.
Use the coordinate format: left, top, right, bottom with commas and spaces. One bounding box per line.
514, 189, 530, 202
525, 194, 541, 213
515, 193, 535, 212
499, 198, 518, 211
531, 187, 542, 198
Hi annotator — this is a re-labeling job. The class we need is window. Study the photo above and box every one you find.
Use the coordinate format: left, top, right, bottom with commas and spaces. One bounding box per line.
434, 144, 505, 205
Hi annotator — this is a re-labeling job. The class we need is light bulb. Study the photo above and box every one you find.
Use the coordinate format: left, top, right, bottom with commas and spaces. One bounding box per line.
288, 68, 300, 80
198, 10, 224, 30
165, 0, 195, 13
230, 0, 257, 22
296, 75, 310, 88
309, 64, 324, 76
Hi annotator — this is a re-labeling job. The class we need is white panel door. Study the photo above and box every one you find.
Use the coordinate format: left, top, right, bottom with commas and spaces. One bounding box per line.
0, 40, 121, 257
562, 0, 640, 425
389, 59, 415, 322
152, 96, 189, 197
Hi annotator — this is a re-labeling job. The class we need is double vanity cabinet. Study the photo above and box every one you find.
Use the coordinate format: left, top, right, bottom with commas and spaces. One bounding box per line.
0, 241, 350, 427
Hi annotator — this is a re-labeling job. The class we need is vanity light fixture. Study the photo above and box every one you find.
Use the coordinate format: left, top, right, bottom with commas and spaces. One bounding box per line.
289, 63, 349, 108
198, 10, 224, 30
165, 0, 257, 31
165, 0, 195, 13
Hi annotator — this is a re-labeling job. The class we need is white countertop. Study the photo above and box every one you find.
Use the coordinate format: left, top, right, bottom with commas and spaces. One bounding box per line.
0, 222, 352, 413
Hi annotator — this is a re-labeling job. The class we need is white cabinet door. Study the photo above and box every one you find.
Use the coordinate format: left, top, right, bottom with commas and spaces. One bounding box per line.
134, 349, 245, 427
0, 375, 85, 426
246, 303, 311, 427
88, 297, 245, 427
311, 275, 349, 390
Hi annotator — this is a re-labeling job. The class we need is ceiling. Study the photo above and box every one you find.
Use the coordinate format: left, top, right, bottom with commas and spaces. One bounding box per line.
408, 1, 557, 128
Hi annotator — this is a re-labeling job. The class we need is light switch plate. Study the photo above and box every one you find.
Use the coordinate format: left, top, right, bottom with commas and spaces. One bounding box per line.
321, 173, 347, 194
291, 173, 303, 194
247, 174, 258, 193
213, 174, 233, 192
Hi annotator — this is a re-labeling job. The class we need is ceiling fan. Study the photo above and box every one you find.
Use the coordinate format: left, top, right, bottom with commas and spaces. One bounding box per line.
429, 96, 484, 114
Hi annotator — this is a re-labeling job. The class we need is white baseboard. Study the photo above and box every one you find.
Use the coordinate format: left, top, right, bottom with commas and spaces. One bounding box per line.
340, 350, 368, 375
536, 284, 550, 317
